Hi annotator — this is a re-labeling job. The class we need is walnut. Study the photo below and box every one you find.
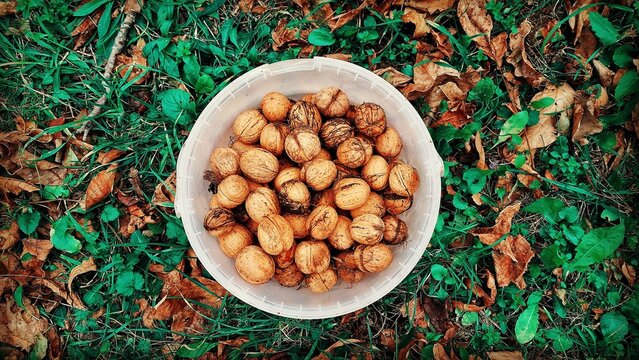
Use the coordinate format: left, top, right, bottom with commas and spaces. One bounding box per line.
382, 215, 408, 245
335, 255, 365, 283
388, 163, 420, 196
314, 87, 350, 117
315, 148, 332, 161
209, 147, 240, 181
274, 242, 297, 268
274, 167, 301, 192
285, 126, 321, 163
235, 245, 275, 284
335, 251, 359, 270
300, 159, 337, 191
375, 127, 402, 159
354, 243, 393, 273
257, 214, 294, 255
306, 205, 338, 240
312, 189, 336, 208
240, 148, 279, 183
361, 155, 390, 191
336, 136, 373, 168
350, 192, 386, 218
354, 103, 387, 137
328, 216, 354, 250
204, 207, 236, 236
232, 109, 267, 144
334, 162, 361, 183
274, 264, 304, 287
230, 139, 258, 155
350, 214, 385, 245
219, 224, 253, 258
320, 118, 355, 149
295, 240, 331, 274
260, 122, 290, 156
278, 180, 311, 213
305, 268, 338, 293
383, 191, 412, 215
260, 92, 292, 122
216, 175, 250, 209
333, 178, 371, 210
288, 100, 322, 133
283, 213, 309, 239
245, 187, 281, 223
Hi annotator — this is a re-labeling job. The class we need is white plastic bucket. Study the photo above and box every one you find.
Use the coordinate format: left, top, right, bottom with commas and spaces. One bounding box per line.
176, 57, 443, 319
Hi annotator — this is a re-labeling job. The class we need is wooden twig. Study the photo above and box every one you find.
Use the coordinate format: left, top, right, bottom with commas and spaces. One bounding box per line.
77, 0, 144, 140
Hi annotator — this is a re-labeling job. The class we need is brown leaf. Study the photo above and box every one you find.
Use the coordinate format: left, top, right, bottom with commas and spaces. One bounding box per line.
292, 0, 311, 14
593, 59, 614, 88
400, 298, 428, 328
432, 104, 473, 129
0, 1, 17, 16
421, 297, 458, 343
506, 20, 545, 87
402, 8, 431, 38
572, 90, 604, 145
152, 171, 176, 209
406, 0, 456, 14
125, 0, 143, 13
119, 203, 157, 236
68, 257, 97, 309
402, 54, 461, 100
328, 2, 367, 31
71, 7, 104, 50
470, 202, 520, 245
493, 235, 534, 289
271, 19, 310, 51
474, 132, 488, 170
312, 339, 362, 360
487, 352, 523, 360
0, 297, 49, 351
379, 329, 396, 348
83, 163, 118, 209
516, 83, 575, 152
97, 149, 126, 165
45, 328, 62, 360
433, 343, 451, 360
457, 0, 492, 50
622, 263, 636, 285
325, 53, 352, 62
238, 0, 254, 12
375, 67, 413, 87
0, 222, 19, 250
116, 38, 148, 84
21, 238, 53, 261
568, 0, 597, 43
0, 176, 38, 195
489, 32, 508, 67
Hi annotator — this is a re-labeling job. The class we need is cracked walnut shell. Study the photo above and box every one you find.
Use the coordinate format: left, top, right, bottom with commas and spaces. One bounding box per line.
306, 268, 338, 293
306, 205, 338, 240
257, 214, 294, 255
350, 214, 385, 245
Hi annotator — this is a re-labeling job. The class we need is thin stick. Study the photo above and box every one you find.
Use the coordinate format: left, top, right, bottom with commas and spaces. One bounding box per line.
77, 0, 144, 140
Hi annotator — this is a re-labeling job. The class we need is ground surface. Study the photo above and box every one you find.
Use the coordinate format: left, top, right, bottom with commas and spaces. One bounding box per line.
1, 0, 638, 359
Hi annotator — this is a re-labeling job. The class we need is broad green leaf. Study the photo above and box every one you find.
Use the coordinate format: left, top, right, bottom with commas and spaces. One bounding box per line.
569, 224, 624, 270
531, 97, 555, 109
73, 0, 110, 17
17, 210, 40, 235
541, 244, 563, 268
614, 70, 639, 100
115, 271, 144, 296
195, 74, 215, 94
527, 291, 543, 306
523, 197, 565, 223
552, 335, 574, 352
100, 205, 120, 222
515, 306, 539, 344
496, 111, 528, 146
220, 19, 233, 47
50, 216, 82, 254
613, 45, 635, 67
461, 312, 479, 326
462, 168, 492, 194
430, 264, 448, 281
14, 285, 24, 309
600, 312, 629, 343
160, 89, 191, 123
468, 78, 497, 103
182, 55, 201, 86
308, 28, 336, 46
589, 12, 620, 46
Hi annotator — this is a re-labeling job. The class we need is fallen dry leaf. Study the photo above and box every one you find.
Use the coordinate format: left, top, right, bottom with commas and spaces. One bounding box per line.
153, 172, 176, 209
83, 163, 118, 209
506, 20, 545, 87
568, 0, 597, 43
0, 176, 39, 195
325, 53, 352, 62
401, 54, 461, 100
97, 149, 127, 165
406, 0, 456, 14
475, 132, 488, 170
312, 339, 362, 360
457, 0, 492, 51
68, 257, 97, 309
21, 238, 53, 261
489, 32, 508, 67
453, 270, 496, 312
0, 296, 49, 351
402, 8, 431, 38
71, 7, 104, 50
488, 352, 523, 360
292, 0, 310, 14
380, 329, 396, 348
0, 221, 19, 250
116, 38, 148, 84
431, 101, 475, 129
622, 263, 635, 285
374, 67, 413, 87
422, 297, 458, 343
572, 90, 604, 145
400, 298, 428, 328
0, 1, 17, 16
328, 2, 367, 31
238, 0, 254, 12
516, 83, 575, 152
433, 343, 451, 360
470, 202, 520, 245
593, 59, 614, 88
124, 0, 143, 13
271, 19, 310, 51
119, 203, 157, 236
493, 235, 535, 289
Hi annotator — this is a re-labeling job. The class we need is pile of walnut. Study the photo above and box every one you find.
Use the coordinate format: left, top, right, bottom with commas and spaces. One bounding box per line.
203, 88, 419, 293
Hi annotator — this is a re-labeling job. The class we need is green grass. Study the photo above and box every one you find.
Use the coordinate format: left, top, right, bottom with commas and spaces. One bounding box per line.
1, 0, 639, 359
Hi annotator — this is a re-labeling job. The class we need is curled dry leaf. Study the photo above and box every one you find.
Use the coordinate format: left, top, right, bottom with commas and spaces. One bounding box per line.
568, 0, 597, 43
0, 176, 38, 195
311, 339, 362, 360
406, 0, 456, 14
493, 235, 534, 289
572, 90, 604, 145
325, 53, 352, 62
374, 67, 413, 87
0, 297, 49, 351
238, 0, 254, 12
488, 352, 524, 360
152, 172, 176, 209
474, 132, 488, 170
380, 329, 396, 348
470, 202, 520, 245
622, 263, 635, 285
71, 6, 104, 50
328, 1, 367, 31
0, 221, 19, 250
422, 296, 458, 343
593, 60, 614, 88
457, 0, 492, 50
506, 20, 545, 87
68, 257, 97, 309
271, 19, 309, 51
401, 8, 431, 38
97, 149, 127, 165
119, 203, 157, 237
116, 38, 148, 84
516, 83, 575, 152
433, 343, 451, 360
431, 101, 475, 128
401, 54, 461, 100
83, 163, 118, 209
399, 298, 428, 328
21, 238, 53, 261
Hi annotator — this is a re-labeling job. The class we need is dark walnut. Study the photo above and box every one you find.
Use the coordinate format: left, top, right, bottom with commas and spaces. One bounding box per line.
288, 100, 322, 133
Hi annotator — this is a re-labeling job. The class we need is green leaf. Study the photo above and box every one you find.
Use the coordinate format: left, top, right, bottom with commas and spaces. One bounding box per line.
14, 285, 25, 309
18, 210, 40, 235
166, 220, 188, 245
160, 89, 192, 123
530, 97, 555, 109
73, 0, 110, 17
462, 168, 492, 194
468, 78, 497, 103
588, 12, 620, 46
115, 271, 144, 296
308, 28, 336, 46
496, 111, 528, 146
430, 264, 448, 281
614, 70, 639, 100
568, 224, 625, 270
523, 197, 565, 223
41, 185, 69, 200
613, 45, 635, 67
515, 306, 539, 344
50, 216, 82, 254
183, 55, 201, 86
552, 335, 574, 352
177, 342, 217, 358
600, 312, 629, 343
100, 205, 120, 222
195, 74, 215, 94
